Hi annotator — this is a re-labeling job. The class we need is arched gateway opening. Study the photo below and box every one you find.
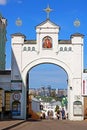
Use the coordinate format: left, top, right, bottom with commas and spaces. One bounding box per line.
21, 58, 73, 120
27, 63, 68, 119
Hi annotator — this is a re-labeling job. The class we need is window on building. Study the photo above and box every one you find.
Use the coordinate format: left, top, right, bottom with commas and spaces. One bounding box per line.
32, 47, 35, 51
28, 47, 31, 51
68, 47, 72, 51
23, 47, 26, 51
64, 47, 67, 51
12, 101, 21, 116
60, 47, 63, 51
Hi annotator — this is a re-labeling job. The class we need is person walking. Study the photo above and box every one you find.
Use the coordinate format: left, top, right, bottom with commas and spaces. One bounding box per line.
61, 108, 66, 120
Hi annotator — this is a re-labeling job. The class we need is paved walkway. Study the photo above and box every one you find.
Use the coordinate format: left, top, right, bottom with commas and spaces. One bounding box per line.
0, 119, 87, 130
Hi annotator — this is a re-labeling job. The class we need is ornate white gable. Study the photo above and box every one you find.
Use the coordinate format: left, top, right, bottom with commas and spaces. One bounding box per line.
36, 19, 60, 52
36, 19, 60, 29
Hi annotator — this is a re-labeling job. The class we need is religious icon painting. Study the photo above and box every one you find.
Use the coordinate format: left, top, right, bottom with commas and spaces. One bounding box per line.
42, 36, 52, 48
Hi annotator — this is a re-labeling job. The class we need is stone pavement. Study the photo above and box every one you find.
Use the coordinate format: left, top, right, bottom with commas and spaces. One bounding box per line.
0, 119, 87, 130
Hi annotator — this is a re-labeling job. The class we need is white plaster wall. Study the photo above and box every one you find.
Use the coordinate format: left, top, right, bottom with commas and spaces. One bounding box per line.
11, 43, 23, 80
71, 37, 83, 44
11, 20, 84, 120
12, 36, 24, 44
32, 100, 40, 112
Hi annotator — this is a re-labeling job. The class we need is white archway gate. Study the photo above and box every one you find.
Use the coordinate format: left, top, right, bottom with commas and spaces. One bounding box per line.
11, 18, 84, 120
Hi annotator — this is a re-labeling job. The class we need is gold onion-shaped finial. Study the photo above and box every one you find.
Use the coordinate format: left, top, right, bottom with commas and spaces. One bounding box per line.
74, 18, 80, 27
15, 17, 22, 26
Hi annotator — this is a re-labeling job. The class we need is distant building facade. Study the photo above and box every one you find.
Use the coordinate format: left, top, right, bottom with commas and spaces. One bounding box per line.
57, 89, 67, 97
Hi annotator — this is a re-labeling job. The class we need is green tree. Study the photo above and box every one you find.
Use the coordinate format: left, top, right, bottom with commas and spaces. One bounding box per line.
61, 97, 67, 108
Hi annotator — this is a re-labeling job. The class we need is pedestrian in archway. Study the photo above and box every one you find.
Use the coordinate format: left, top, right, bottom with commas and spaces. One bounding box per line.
61, 108, 65, 120
57, 110, 60, 120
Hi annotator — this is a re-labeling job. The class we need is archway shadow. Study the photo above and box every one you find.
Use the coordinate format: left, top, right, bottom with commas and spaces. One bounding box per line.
1, 119, 42, 130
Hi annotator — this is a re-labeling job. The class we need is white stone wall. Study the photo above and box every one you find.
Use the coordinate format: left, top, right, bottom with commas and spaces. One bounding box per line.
11, 20, 84, 120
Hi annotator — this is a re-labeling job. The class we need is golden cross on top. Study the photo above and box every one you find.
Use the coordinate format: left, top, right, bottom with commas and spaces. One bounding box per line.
44, 5, 53, 19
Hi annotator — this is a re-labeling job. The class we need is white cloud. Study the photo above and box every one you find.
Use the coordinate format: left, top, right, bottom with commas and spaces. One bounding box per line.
0, 0, 7, 5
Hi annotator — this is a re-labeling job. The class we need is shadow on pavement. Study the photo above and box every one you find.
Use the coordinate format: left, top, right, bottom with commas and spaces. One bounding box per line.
1, 119, 41, 130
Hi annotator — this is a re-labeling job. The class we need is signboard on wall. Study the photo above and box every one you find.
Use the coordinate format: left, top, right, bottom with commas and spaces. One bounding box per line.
13, 92, 21, 101
73, 101, 83, 116
82, 79, 87, 95
11, 82, 22, 90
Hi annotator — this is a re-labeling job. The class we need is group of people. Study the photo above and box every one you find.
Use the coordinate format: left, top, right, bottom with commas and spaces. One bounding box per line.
40, 108, 68, 120
40, 112, 45, 119
40, 110, 53, 120
56, 108, 68, 120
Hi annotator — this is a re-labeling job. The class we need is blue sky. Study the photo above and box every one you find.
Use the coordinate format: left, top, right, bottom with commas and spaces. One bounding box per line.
29, 64, 68, 89
0, 0, 87, 89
